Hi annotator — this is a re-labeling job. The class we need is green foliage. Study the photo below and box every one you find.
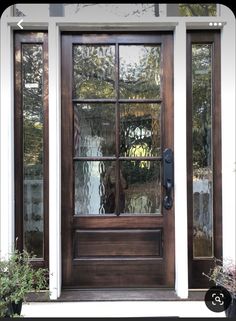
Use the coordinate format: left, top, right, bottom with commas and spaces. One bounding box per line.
0, 248, 49, 317
22, 44, 44, 168
179, 4, 217, 16
192, 44, 212, 171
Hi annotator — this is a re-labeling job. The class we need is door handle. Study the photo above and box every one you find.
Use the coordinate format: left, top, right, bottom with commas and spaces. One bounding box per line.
162, 148, 174, 210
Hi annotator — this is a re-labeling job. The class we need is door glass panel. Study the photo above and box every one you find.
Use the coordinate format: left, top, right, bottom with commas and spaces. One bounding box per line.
120, 103, 161, 157
74, 103, 116, 157
74, 161, 116, 215
22, 44, 44, 258
119, 45, 161, 99
192, 44, 213, 258
73, 45, 115, 98
120, 161, 161, 214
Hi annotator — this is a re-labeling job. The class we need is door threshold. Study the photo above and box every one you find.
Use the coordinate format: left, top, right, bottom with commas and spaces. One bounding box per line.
26, 289, 208, 302
59, 288, 179, 301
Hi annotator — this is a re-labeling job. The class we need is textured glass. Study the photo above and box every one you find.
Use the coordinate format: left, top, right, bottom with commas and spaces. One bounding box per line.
22, 44, 44, 258
119, 45, 161, 99
73, 45, 115, 98
120, 161, 161, 214
120, 104, 161, 157
75, 161, 116, 215
192, 44, 213, 258
74, 103, 116, 157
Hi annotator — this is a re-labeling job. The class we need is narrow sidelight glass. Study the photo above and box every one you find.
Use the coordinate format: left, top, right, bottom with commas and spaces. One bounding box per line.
192, 44, 213, 258
22, 44, 44, 258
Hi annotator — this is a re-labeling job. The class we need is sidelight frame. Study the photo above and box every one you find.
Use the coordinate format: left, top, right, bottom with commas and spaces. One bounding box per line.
14, 31, 49, 268
186, 30, 222, 288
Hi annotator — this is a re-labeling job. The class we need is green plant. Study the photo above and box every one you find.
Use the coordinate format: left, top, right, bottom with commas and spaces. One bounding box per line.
0, 248, 49, 317
203, 258, 236, 298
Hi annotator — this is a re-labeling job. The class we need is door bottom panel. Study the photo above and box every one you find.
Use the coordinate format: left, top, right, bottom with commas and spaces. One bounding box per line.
65, 258, 167, 288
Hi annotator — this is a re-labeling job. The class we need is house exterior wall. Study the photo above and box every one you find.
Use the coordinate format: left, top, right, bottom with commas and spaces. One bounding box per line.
0, 4, 235, 300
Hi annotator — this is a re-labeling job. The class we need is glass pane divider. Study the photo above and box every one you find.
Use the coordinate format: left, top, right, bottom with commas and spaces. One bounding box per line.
118, 99, 162, 103
115, 42, 120, 216
72, 99, 163, 103
73, 157, 163, 161
73, 157, 117, 161
72, 99, 117, 103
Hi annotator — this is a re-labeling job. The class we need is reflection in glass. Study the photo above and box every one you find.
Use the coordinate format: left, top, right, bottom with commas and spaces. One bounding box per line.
192, 44, 213, 257
121, 161, 161, 214
74, 103, 116, 157
179, 4, 217, 16
119, 45, 161, 99
73, 45, 115, 98
22, 44, 44, 258
120, 104, 161, 157
74, 161, 116, 215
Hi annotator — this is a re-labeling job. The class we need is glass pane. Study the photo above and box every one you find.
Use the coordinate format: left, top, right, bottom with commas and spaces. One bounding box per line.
192, 44, 213, 258
64, 4, 158, 19
74, 103, 116, 157
14, 4, 159, 19
22, 44, 44, 258
75, 161, 116, 215
119, 45, 161, 99
120, 161, 161, 214
73, 45, 115, 98
120, 103, 161, 157
179, 4, 217, 16
167, 4, 217, 16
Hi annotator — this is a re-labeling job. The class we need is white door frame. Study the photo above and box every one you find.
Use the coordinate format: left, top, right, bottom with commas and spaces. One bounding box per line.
1, 4, 235, 300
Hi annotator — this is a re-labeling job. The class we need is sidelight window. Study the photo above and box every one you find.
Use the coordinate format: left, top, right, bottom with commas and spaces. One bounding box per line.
14, 32, 48, 267
187, 31, 222, 288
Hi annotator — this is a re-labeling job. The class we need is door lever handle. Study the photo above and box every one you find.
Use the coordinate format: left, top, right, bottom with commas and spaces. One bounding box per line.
162, 148, 174, 210
163, 180, 173, 210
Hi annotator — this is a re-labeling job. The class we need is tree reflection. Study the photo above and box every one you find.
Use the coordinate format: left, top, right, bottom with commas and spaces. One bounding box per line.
22, 44, 44, 258
192, 44, 213, 258
119, 46, 161, 99
22, 44, 43, 169
192, 44, 212, 171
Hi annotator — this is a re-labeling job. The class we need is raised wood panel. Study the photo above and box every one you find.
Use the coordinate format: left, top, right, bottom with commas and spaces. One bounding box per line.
73, 229, 162, 257
70, 259, 166, 288
73, 216, 163, 229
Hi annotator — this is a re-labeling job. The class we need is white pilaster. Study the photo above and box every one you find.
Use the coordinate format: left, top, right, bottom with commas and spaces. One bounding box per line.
48, 21, 62, 299
0, 11, 14, 258
174, 22, 189, 298
220, 5, 236, 264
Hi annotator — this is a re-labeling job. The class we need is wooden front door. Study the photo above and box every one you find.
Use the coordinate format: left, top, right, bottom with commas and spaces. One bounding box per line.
61, 32, 174, 288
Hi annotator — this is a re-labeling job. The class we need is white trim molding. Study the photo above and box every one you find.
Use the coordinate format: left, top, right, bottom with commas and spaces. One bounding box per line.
174, 21, 188, 299
0, 11, 15, 259
0, 4, 235, 301
48, 22, 62, 300
220, 5, 236, 264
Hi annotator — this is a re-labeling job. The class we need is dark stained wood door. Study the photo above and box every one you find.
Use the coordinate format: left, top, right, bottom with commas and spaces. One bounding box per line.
61, 33, 174, 288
